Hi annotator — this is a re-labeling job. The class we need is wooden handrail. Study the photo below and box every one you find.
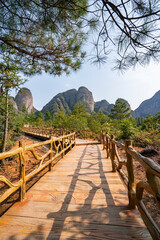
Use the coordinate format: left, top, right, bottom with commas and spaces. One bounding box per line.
102, 132, 160, 240
0, 132, 76, 204
22, 126, 102, 142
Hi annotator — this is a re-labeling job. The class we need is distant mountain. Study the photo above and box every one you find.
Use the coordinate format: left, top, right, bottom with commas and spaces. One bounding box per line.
133, 90, 160, 118
94, 98, 132, 116
41, 87, 160, 117
9, 86, 160, 118
41, 86, 94, 114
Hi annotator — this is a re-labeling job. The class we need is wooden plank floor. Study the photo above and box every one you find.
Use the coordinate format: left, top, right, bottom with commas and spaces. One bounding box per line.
0, 145, 151, 240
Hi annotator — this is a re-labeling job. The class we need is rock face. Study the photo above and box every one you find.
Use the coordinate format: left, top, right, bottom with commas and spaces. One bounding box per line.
76, 87, 94, 112
94, 100, 113, 115
133, 90, 160, 118
63, 89, 77, 110
15, 88, 34, 113
41, 86, 94, 114
42, 93, 71, 115
9, 97, 18, 112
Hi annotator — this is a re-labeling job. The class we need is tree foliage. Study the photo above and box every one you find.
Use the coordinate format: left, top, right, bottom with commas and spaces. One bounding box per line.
0, 0, 88, 75
1, 1, 160, 72
110, 99, 131, 120
71, 101, 89, 117
0, 49, 26, 152
119, 119, 135, 140
141, 113, 160, 130
90, 0, 160, 69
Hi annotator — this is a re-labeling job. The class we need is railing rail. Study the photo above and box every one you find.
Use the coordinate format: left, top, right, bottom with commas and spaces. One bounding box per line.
102, 132, 160, 240
0, 132, 75, 204
22, 126, 102, 141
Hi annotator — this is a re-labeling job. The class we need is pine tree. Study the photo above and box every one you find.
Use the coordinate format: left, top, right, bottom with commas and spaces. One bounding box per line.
0, 49, 26, 152
111, 99, 131, 120
90, 1, 160, 69
0, 1, 88, 75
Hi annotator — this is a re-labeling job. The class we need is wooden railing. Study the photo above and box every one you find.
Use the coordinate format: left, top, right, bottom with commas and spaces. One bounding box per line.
0, 132, 75, 204
22, 126, 102, 141
1, 126, 159, 239
101, 133, 160, 240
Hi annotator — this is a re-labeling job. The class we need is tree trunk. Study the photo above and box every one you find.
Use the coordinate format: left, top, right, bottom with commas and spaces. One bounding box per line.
2, 87, 9, 153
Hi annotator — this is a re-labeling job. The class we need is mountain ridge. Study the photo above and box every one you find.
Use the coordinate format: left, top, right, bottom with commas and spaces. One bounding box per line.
13, 87, 160, 118
41, 86, 94, 114
133, 90, 160, 118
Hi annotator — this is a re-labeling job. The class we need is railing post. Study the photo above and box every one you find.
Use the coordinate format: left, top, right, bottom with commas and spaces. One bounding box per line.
62, 136, 65, 158
70, 135, 72, 150
106, 133, 109, 158
125, 140, 136, 209
49, 137, 53, 171
74, 132, 76, 146
100, 131, 103, 144
110, 135, 116, 172
103, 133, 105, 150
19, 141, 26, 201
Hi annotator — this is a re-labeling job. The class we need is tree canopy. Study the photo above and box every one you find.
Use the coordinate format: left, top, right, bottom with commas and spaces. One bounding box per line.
89, 0, 160, 70
0, 0, 88, 75
1, 1, 160, 72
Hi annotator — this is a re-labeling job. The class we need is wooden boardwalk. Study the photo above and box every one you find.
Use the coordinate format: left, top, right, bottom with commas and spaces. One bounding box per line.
0, 144, 151, 240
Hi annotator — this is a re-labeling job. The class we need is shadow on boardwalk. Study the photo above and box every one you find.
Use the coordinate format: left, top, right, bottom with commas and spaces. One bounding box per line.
7, 145, 151, 240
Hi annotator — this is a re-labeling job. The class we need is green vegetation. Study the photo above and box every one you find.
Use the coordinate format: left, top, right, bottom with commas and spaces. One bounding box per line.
0, 49, 26, 152
1, 99, 159, 152
0, 1, 89, 75
1, 1, 160, 71
110, 99, 130, 120
0, 1, 159, 155
0, 1, 160, 150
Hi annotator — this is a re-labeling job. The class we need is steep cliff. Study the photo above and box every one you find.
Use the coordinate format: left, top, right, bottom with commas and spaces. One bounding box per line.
15, 88, 34, 113
76, 87, 94, 112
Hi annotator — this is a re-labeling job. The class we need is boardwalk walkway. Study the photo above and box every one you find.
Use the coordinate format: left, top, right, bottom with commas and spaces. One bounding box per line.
0, 144, 151, 239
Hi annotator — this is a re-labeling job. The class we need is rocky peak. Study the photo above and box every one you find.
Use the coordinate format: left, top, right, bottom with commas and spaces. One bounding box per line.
63, 89, 77, 110
41, 86, 94, 114
15, 88, 34, 113
41, 88, 160, 118
76, 86, 94, 112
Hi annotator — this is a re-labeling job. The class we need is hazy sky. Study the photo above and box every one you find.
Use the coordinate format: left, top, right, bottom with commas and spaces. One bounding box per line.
11, 58, 160, 112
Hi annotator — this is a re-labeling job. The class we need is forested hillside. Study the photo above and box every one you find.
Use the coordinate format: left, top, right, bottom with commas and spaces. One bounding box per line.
0, 96, 159, 152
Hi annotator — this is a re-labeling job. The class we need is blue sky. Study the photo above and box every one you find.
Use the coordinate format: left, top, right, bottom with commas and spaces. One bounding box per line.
11, 58, 160, 112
